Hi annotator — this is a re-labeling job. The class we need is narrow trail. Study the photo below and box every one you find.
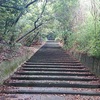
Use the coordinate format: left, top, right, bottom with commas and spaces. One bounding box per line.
0, 41, 100, 99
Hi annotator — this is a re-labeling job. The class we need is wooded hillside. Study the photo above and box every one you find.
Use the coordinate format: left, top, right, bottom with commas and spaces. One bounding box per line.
0, 0, 100, 57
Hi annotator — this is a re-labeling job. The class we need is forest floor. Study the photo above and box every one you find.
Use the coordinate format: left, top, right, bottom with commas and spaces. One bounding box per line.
0, 42, 45, 63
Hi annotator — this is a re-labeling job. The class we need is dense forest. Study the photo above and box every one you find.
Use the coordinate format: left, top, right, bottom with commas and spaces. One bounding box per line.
0, 0, 100, 57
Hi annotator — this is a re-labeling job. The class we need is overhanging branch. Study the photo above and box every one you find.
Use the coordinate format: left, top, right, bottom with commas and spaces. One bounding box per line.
14, 0, 38, 24
16, 23, 42, 42
16, 0, 48, 42
34, 0, 47, 28
0, 0, 38, 11
25, 0, 38, 8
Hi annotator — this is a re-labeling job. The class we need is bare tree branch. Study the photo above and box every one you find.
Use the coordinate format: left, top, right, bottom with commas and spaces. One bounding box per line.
29, 31, 39, 46
34, 0, 47, 28
0, 0, 38, 10
16, 23, 42, 42
14, 0, 38, 24
16, 0, 48, 42
15, 12, 23, 24
25, 0, 38, 8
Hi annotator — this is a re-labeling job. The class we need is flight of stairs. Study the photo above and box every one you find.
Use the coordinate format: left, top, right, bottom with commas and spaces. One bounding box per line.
1, 41, 100, 96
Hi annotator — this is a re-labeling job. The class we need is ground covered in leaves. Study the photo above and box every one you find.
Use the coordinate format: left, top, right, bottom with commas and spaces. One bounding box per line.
0, 42, 44, 63
0, 94, 100, 100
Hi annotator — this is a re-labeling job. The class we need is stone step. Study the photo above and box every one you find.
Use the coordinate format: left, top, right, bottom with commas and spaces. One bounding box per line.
5, 79, 100, 85
12, 75, 96, 79
25, 62, 82, 66
15, 71, 94, 76
22, 65, 85, 69
18, 70, 90, 74
4, 81, 100, 88
21, 68, 89, 72
11, 76, 98, 81
1, 87, 100, 96
26, 61, 80, 63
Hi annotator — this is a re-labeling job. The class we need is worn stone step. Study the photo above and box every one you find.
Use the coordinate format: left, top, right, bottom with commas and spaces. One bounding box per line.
4, 81, 100, 88
26, 61, 80, 63
29, 61, 79, 63
22, 65, 85, 69
5, 80, 100, 85
19, 70, 90, 74
21, 68, 89, 72
15, 71, 94, 76
11, 76, 98, 81
12, 75, 96, 79
25, 62, 82, 66
1, 87, 100, 96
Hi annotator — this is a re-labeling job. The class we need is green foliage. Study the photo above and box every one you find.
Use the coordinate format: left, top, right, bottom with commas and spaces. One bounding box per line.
89, 32, 100, 57
74, 16, 95, 51
0, 0, 45, 48
24, 35, 35, 46
50, 0, 100, 57
0, 0, 100, 58
63, 2, 100, 57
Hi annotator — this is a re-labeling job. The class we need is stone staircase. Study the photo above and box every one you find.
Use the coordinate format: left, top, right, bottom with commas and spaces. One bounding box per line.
1, 41, 100, 97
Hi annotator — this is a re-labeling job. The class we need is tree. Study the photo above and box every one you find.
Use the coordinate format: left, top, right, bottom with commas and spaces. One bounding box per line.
0, 0, 44, 46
